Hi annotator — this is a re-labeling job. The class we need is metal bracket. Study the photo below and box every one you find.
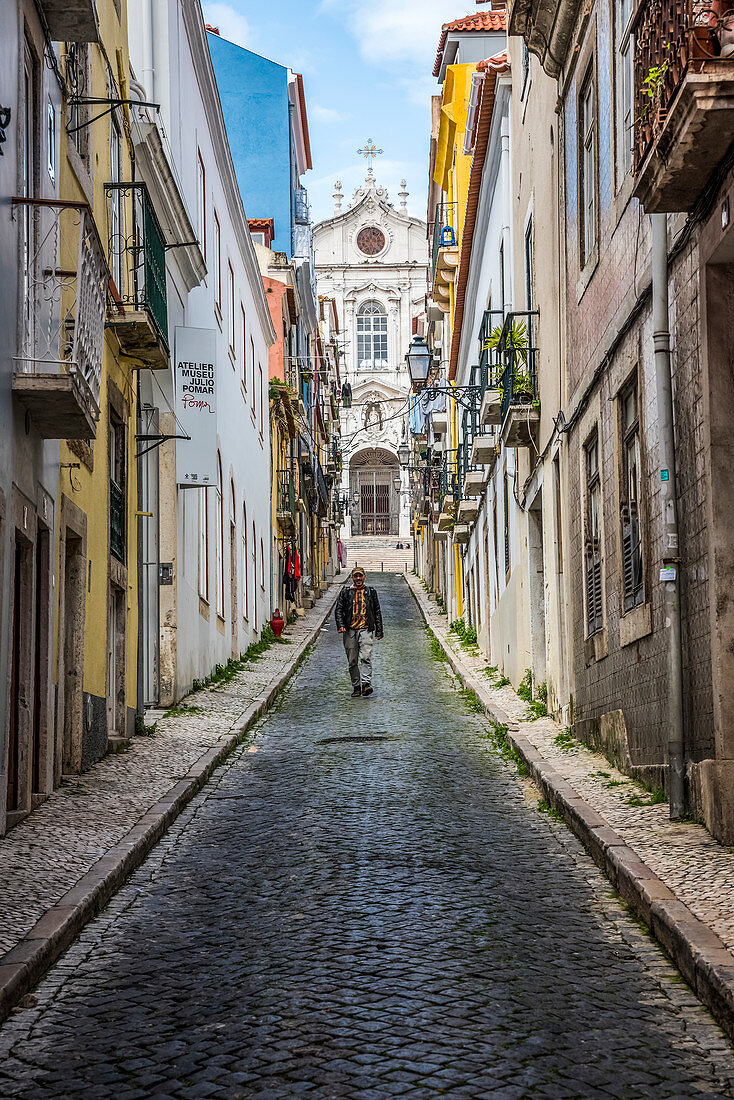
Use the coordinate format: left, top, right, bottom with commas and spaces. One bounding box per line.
66, 97, 160, 134
135, 433, 190, 458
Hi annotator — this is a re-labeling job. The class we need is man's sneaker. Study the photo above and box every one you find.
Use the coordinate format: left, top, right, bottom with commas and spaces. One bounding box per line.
351, 686, 362, 697
361, 685, 374, 697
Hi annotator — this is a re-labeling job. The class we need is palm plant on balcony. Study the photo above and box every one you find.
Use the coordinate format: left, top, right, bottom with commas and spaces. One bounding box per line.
483, 318, 534, 403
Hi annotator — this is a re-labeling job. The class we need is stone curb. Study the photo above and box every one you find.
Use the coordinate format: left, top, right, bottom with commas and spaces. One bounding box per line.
0, 585, 340, 1025
406, 574, 734, 1041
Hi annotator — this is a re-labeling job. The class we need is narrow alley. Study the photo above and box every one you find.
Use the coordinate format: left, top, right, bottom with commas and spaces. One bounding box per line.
1, 575, 732, 1099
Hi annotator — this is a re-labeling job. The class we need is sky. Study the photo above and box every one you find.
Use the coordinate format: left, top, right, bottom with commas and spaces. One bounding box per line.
202, 0, 475, 226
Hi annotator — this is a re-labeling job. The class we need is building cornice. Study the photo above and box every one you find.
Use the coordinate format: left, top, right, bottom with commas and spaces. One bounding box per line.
182, 0, 277, 347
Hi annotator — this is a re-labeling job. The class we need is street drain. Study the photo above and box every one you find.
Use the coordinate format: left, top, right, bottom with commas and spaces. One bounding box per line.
318, 736, 390, 745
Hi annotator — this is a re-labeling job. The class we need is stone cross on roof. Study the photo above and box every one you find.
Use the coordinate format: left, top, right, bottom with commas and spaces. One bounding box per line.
357, 138, 383, 179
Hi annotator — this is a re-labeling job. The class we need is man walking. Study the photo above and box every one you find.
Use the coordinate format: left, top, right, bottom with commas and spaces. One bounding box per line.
335, 567, 383, 697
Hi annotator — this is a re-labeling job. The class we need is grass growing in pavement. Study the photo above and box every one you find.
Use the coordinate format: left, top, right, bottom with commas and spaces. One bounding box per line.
626, 788, 667, 807
460, 687, 484, 714
482, 665, 511, 688
537, 798, 565, 822
190, 625, 291, 693
162, 704, 203, 719
517, 669, 549, 719
426, 626, 449, 662
485, 721, 529, 777
553, 728, 578, 752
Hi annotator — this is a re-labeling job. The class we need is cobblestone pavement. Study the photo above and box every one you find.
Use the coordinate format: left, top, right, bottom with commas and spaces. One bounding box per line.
1, 574, 734, 1099
0, 591, 335, 957
408, 575, 734, 958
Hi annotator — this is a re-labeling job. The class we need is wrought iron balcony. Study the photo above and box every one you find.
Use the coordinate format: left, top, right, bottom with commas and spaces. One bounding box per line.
105, 182, 169, 367
11, 197, 107, 438
634, 0, 734, 210
497, 312, 540, 447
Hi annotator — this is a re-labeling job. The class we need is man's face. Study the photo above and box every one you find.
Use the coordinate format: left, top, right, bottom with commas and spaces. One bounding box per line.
353, 572, 365, 589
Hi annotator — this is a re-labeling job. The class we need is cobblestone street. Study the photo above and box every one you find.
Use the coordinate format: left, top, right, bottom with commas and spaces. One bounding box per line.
1, 574, 733, 1099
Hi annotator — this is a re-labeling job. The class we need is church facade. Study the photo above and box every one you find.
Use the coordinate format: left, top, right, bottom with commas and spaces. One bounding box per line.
313, 172, 428, 538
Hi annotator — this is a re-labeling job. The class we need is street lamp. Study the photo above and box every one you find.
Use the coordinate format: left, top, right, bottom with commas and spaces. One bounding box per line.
405, 335, 432, 387
392, 475, 401, 491
397, 441, 410, 468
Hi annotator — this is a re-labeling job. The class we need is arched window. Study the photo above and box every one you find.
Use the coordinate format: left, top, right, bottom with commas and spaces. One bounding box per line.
242, 501, 249, 621
215, 454, 224, 617
356, 300, 388, 370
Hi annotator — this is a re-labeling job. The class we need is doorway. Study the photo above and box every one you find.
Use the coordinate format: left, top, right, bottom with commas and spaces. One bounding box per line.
528, 493, 547, 693
62, 533, 85, 774
8, 535, 32, 814
107, 583, 126, 739
32, 527, 50, 796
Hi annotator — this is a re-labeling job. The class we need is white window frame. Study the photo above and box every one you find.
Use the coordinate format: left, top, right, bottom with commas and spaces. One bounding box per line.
356, 300, 388, 370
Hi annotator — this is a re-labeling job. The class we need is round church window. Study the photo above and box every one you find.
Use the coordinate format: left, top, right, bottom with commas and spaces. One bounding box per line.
356, 226, 386, 256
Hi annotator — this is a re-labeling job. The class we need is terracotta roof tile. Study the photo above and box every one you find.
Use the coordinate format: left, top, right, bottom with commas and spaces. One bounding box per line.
433, 10, 507, 77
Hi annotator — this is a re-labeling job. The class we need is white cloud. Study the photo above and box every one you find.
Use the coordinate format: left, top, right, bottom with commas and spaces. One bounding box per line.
202, 3, 252, 49
320, 0, 470, 69
310, 103, 350, 125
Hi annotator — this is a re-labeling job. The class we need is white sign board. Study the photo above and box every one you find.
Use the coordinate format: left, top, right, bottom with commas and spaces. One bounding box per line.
175, 326, 217, 487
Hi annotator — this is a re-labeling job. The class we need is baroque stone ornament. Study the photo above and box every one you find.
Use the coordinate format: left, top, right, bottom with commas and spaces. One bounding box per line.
357, 226, 386, 256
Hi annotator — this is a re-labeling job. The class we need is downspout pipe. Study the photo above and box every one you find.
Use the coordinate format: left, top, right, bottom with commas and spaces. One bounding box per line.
651, 212, 685, 818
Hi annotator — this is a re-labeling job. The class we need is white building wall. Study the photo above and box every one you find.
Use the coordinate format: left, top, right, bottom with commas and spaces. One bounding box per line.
128, 0, 274, 704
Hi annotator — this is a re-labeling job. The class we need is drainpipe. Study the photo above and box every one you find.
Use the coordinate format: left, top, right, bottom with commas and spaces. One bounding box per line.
135, 370, 145, 734
652, 212, 685, 818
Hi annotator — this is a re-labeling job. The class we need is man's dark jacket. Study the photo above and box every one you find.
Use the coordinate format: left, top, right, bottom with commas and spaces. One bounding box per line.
335, 584, 383, 636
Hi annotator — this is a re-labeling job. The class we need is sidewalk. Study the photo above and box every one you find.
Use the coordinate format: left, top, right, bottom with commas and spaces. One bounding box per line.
0, 582, 340, 1022
407, 573, 734, 1040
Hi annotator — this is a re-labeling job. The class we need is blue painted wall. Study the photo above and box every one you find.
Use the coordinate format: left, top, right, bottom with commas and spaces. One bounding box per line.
208, 34, 292, 257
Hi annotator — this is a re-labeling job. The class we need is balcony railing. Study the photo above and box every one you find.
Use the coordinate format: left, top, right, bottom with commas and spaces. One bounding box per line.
430, 201, 458, 281
497, 311, 539, 426
478, 309, 506, 391
105, 182, 168, 360
634, 0, 734, 207
11, 197, 107, 438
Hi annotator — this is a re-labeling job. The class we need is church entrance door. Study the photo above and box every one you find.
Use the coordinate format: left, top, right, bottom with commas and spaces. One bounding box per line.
349, 447, 399, 536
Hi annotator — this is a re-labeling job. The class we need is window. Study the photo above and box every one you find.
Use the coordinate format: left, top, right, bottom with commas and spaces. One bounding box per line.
46, 100, 55, 182
585, 432, 604, 635
242, 502, 249, 621
503, 470, 510, 578
250, 231, 266, 246
616, 0, 634, 184
240, 305, 247, 388
252, 521, 258, 630
250, 335, 255, 403
109, 411, 126, 564
22, 39, 37, 353
228, 262, 235, 355
197, 150, 206, 259
580, 70, 596, 266
620, 379, 644, 610
260, 538, 265, 590
213, 210, 221, 310
199, 487, 209, 600
524, 220, 534, 312
215, 454, 224, 617
258, 363, 264, 436
356, 300, 388, 369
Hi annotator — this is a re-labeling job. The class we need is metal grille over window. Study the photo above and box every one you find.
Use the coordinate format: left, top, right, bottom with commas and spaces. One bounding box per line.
585, 434, 604, 635
356, 299, 388, 369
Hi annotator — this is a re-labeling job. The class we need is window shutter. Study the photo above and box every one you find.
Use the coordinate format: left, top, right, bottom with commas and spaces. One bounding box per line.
622, 502, 642, 611
586, 542, 603, 635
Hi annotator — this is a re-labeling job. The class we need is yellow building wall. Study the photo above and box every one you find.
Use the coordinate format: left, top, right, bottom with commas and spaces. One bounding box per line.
56, 0, 139, 747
